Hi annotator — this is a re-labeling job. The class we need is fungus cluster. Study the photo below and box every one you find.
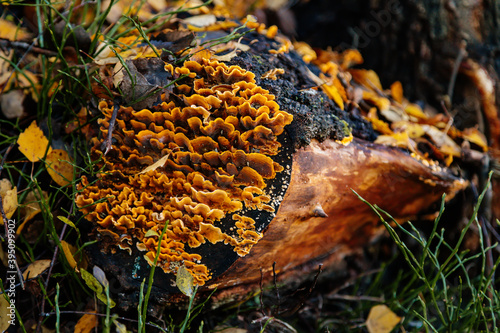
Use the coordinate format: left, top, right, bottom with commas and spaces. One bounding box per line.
76, 56, 293, 285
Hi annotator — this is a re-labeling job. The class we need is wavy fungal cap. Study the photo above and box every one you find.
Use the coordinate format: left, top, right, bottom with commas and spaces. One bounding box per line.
76, 57, 293, 285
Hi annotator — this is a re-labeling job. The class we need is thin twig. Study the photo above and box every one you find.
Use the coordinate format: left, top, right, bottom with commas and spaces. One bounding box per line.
44, 310, 166, 330
102, 100, 119, 155
36, 219, 69, 333
272, 262, 280, 315
447, 40, 467, 103
259, 268, 266, 317
0, 39, 58, 57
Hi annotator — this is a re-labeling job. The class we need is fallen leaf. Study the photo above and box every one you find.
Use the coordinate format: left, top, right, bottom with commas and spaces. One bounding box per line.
74, 311, 98, 333
213, 40, 251, 62
80, 268, 115, 307
0, 178, 17, 225
390, 81, 403, 104
0, 89, 25, 119
22, 259, 51, 280
183, 14, 217, 28
404, 103, 428, 120
366, 304, 401, 333
138, 154, 170, 174
61, 241, 79, 272
350, 69, 383, 91
462, 127, 488, 152
46, 149, 74, 186
120, 58, 173, 109
322, 83, 344, 110
17, 121, 52, 162
17, 190, 48, 234
0, 49, 14, 87
0, 295, 12, 332
421, 125, 461, 157
58, 216, 77, 229
92, 266, 109, 288
114, 319, 127, 333
0, 18, 32, 40
150, 30, 195, 54
176, 265, 195, 297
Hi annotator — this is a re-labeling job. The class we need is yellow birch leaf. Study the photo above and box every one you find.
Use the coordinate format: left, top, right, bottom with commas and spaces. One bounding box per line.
390, 81, 403, 104
0, 295, 12, 332
404, 103, 428, 120
74, 312, 98, 333
362, 91, 390, 111
350, 69, 383, 91
22, 259, 51, 280
0, 18, 32, 40
17, 190, 48, 234
17, 121, 52, 162
61, 241, 79, 272
322, 84, 344, 110
176, 265, 195, 297
366, 304, 401, 333
0, 178, 17, 225
46, 149, 74, 186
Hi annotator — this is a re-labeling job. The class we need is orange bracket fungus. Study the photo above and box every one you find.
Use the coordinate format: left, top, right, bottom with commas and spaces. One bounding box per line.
77, 16, 472, 307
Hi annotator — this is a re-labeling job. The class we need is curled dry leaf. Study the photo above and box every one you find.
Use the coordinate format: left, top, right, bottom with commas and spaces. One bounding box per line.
366, 304, 401, 333
17, 121, 52, 162
74, 311, 98, 333
22, 259, 51, 280
0, 178, 17, 224
46, 149, 74, 186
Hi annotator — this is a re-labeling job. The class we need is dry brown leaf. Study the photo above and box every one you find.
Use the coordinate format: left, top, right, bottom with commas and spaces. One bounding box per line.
0, 295, 13, 331
0, 178, 17, 224
22, 259, 51, 280
0, 89, 25, 119
183, 14, 217, 27
421, 125, 461, 157
46, 149, 74, 186
138, 154, 170, 174
366, 304, 401, 333
17, 190, 47, 234
74, 311, 98, 333
213, 41, 250, 62
0, 49, 14, 87
17, 121, 53, 162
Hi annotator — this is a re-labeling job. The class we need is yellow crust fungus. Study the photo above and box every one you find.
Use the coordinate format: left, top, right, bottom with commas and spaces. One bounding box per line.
76, 57, 293, 285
